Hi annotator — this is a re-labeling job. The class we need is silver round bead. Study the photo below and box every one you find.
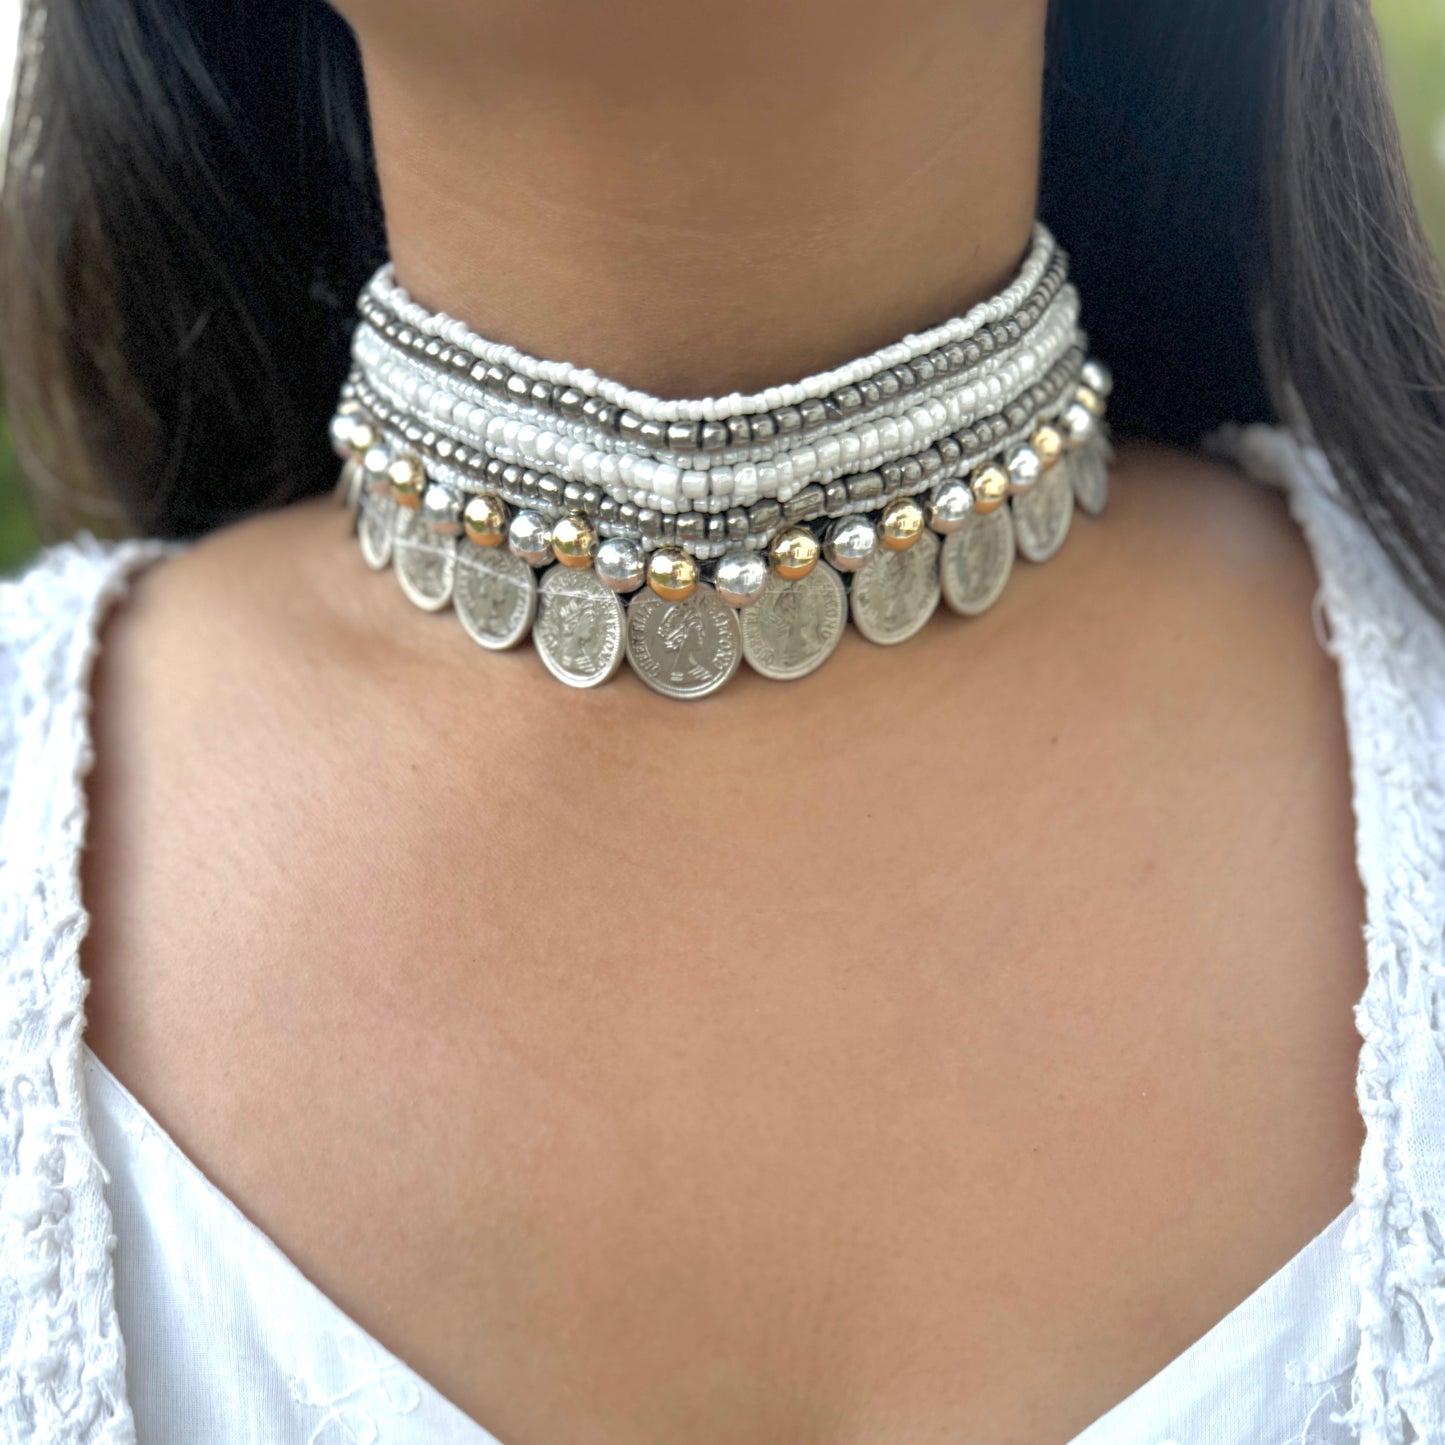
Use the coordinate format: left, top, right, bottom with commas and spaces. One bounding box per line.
421, 482, 463, 537
1006, 445, 1043, 494
926, 479, 975, 534
822, 515, 877, 573
361, 443, 393, 493
508, 509, 554, 567
1062, 401, 1097, 451
714, 550, 770, 608
1081, 359, 1114, 398
329, 412, 356, 458
594, 535, 647, 593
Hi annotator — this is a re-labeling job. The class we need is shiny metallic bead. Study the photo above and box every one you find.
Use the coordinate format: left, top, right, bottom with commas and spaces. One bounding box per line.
508, 509, 554, 567
595, 536, 647, 592
714, 550, 770, 607
1081, 359, 1114, 397
1006, 446, 1043, 495
329, 410, 359, 458
769, 525, 820, 581
926, 479, 975, 534
361, 442, 392, 493
348, 420, 378, 457
1062, 401, 1097, 450
1075, 384, 1105, 417
551, 511, 598, 568
971, 462, 1010, 515
388, 453, 426, 509
463, 493, 508, 547
823, 515, 877, 572
1031, 423, 1065, 471
878, 496, 925, 552
646, 547, 699, 601
421, 482, 463, 536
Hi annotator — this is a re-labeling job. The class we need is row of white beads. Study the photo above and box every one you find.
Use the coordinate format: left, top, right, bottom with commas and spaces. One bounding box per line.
360, 223, 1060, 424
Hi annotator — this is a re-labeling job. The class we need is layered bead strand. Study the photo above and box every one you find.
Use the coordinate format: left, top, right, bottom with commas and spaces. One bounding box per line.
331, 221, 1114, 697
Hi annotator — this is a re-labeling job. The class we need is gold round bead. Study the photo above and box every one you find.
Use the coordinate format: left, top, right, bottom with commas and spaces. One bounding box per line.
388, 453, 426, 509
647, 547, 699, 601
551, 511, 599, 568
878, 496, 926, 551
1075, 384, 1105, 417
462, 493, 508, 547
970, 463, 1010, 515
348, 420, 377, 455
1031, 423, 1065, 470
769, 525, 820, 580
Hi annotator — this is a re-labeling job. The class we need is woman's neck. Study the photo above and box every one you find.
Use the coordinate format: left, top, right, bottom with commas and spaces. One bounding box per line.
345, 0, 1048, 398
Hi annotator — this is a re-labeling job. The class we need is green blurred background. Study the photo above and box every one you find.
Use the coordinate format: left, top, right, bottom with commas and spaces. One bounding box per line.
1, 0, 1443, 575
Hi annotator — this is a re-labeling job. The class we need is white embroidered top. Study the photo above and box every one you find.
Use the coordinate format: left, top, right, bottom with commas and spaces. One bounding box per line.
0, 424, 1442, 1445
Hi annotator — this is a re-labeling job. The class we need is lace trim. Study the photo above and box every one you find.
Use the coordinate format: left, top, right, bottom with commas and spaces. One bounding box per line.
0, 536, 171, 1444
1226, 426, 1445, 1445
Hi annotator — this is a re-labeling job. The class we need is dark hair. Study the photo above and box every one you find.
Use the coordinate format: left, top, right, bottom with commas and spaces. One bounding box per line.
3, 1, 1444, 613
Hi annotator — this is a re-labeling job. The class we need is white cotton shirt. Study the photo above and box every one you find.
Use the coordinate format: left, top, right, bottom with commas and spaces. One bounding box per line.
2, 422, 1443, 1444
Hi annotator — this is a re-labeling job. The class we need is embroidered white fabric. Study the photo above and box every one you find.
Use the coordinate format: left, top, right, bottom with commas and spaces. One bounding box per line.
0, 424, 1442, 1444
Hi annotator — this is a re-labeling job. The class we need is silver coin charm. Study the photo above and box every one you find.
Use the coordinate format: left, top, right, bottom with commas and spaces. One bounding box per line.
336, 457, 363, 518
533, 565, 626, 688
1011, 460, 1074, 563
849, 529, 941, 646
358, 489, 398, 571
940, 507, 1014, 616
393, 504, 457, 611
626, 583, 743, 699
741, 561, 848, 681
1069, 434, 1111, 517
454, 542, 537, 650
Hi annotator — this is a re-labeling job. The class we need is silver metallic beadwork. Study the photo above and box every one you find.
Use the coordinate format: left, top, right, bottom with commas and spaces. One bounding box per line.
625, 583, 743, 699
1011, 459, 1074, 562
940, 507, 1015, 616
849, 528, 941, 645
532, 565, 626, 688
595, 536, 648, 593
1081, 359, 1113, 397
393, 503, 457, 611
361, 442, 392, 494
822, 515, 877, 572
714, 550, 771, 607
1006, 445, 1043, 496
508, 509, 554, 567
926, 479, 975, 534
358, 488, 397, 571
454, 542, 538, 650
1062, 401, 1097, 451
338, 223, 1115, 697
740, 562, 848, 682
422, 482, 463, 537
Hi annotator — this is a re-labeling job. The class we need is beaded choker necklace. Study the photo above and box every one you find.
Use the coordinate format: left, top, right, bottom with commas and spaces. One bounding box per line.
330, 222, 1113, 699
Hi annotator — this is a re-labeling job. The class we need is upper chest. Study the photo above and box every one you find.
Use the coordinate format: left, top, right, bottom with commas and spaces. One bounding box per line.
75, 452, 1371, 1444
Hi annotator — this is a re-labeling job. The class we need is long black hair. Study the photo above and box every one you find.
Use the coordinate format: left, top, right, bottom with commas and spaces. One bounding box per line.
3, 0, 1444, 614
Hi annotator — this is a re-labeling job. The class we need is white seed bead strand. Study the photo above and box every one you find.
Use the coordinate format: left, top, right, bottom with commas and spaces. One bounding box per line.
361, 223, 1062, 424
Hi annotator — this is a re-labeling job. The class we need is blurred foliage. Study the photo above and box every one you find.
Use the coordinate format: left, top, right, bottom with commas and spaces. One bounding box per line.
1, 3, 1443, 574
